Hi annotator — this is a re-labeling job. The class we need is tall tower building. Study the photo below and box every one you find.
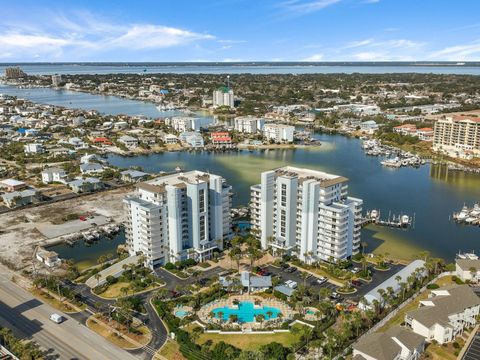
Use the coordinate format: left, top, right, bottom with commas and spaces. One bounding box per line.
250, 166, 362, 263
213, 85, 234, 108
124, 171, 232, 268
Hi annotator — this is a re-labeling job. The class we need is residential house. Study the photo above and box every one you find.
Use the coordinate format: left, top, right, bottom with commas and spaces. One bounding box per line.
36, 247, 61, 267
353, 326, 425, 360
68, 177, 104, 193
360, 120, 379, 134
180, 132, 204, 148
118, 135, 138, 148
210, 132, 233, 148
1, 189, 37, 208
120, 170, 149, 183
455, 253, 480, 282
41, 168, 68, 184
163, 134, 178, 144
24, 143, 45, 154
405, 285, 480, 344
0, 179, 26, 192
80, 162, 104, 174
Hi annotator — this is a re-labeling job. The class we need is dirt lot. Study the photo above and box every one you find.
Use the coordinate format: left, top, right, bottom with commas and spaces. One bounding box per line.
0, 187, 130, 271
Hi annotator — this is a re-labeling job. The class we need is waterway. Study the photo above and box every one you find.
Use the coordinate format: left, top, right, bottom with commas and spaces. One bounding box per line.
1, 84, 479, 263
2, 63, 480, 75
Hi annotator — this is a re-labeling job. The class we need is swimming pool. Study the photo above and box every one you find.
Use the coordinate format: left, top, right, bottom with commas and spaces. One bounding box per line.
175, 310, 189, 318
212, 301, 281, 323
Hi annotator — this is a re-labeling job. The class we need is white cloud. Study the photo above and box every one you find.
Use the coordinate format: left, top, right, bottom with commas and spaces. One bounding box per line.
344, 39, 374, 49
278, 0, 342, 15
0, 12, 216, 60
428, 42, 480, 61
301, 53, 324, 61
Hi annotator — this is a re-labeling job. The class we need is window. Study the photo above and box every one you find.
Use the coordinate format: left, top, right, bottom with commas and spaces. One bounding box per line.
199, 189, 206, 212
281, 184, 287, 207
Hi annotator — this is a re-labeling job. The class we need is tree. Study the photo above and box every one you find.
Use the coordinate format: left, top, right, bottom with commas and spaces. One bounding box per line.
94, 273, 101, 287
259, 342, 289, 360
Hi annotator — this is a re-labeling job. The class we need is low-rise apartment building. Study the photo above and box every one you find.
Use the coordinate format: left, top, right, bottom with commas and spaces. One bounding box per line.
250, 166, 362, 263
263, 124, 294, 143
234, 116, 265, 133
405, 285, 480, 344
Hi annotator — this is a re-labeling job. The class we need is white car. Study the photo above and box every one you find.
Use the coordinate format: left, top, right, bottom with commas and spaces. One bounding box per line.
316, 277, 327, 285
50, 313, 64, 324
285, 280, 298, 289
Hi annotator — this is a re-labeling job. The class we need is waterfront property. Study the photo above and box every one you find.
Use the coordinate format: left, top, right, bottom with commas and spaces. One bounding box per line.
263, 124, 294, 143
123, 170, 232, 269
250, 166, 363, 263
455, 253, 480, 282
433, 115, 480, 159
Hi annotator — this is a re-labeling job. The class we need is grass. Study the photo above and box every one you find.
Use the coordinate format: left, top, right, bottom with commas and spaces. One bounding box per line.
31, 289, 86, 313
155, 341, 186, 360
378, 276, 455, 332
98, 281, 161, 299
186, 323, 305, 350
86, 315, 152, 349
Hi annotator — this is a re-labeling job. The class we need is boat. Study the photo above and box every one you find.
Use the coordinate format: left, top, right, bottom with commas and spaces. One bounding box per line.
401, 215, 410, 226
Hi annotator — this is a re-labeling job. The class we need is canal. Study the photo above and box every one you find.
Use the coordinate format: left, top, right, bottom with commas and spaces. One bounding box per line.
1, 84, 479, 263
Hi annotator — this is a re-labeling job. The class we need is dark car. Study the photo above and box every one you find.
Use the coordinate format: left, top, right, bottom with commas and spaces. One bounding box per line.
281, 263, 290, 270
351, 279, 362, 287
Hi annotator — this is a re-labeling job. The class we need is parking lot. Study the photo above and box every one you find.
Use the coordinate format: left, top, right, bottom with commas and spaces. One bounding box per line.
462, 329, 480, 360
266, 262, 405, 302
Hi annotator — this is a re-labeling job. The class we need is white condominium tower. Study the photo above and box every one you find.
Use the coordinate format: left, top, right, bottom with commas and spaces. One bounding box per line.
213, 86, 234, 108
250, 166, 362, 263
124, 171, 232, 269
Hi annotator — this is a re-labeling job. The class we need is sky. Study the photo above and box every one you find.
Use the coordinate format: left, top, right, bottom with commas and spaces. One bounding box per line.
1, 0, 480, 62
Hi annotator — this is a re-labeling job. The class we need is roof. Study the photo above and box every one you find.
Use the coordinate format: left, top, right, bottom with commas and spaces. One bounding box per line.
1, 179, 26, 187
2, 189, 37, 201
417, 127, 433, 132
119, 135, 137, 142
121, 170, 148, 178
354, 326, 424, 360
363, 260, 426, 305
240, 271, 272, 288
456, 258, 480, 271
451, 115, 480, 122
80, 163, 103, 172
274, 285, 295, 297
407, 285, 480, 328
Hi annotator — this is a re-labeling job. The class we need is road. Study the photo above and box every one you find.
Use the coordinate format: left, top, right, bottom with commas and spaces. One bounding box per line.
0, 272, 140, 360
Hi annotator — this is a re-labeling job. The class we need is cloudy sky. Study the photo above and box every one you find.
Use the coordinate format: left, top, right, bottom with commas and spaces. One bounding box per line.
1, 0, 479, 62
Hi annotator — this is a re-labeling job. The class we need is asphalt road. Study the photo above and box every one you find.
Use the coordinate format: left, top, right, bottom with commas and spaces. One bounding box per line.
0, 273, 140, 360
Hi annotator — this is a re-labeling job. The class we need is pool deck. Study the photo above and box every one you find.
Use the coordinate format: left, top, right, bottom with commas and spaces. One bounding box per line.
198, 295, 295, 330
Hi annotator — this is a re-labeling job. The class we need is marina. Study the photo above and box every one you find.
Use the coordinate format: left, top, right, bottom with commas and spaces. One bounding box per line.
452, 204, 480, 226
363, 210, 413, 229
362, 139, 426, 168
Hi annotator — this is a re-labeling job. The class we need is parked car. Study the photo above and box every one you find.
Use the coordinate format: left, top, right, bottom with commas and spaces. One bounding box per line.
350, 267, 361, 274
316, 277, 327, 285
50, 313, 64, 324
351, 279, 362, 287
286, 266, 297, 273
281, 263, 290, 270
285, 280, 298, 289
330, 292, 341, 300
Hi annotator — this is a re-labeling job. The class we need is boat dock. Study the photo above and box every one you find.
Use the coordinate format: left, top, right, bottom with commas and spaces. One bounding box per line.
452, 203, 480, 226
362, 139, 426, 168
362, 209, 414, 229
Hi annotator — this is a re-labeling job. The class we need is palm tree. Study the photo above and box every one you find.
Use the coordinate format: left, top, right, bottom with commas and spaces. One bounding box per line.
361, 242, 368, 256
94, 273, 101, 287
217, 311, 224, 323
266, 310, 273, 320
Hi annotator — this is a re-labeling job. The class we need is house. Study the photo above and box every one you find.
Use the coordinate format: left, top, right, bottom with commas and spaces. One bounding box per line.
1, 189, 37, 208
120, 170, 149, 183
36, 247, 61, 267
24, 143, 45, 154
405, 285, 480, 344
0, 179, 27, 192
163, 134, 178, 144
360, 260, 426, 310
92, 137, 113, 146
118, 135, 138, 148
49, 147, 70, 157
240, 271, 272, 292
360, 120, 379, 134
394, 124, 418, 136
455, 253, 480, 282
274, 285, 295, 298
41, 168, 68, 184
353, 326, 425, 360
68, 177, 104, 193
210, 132, 233, 148
68, 137, 87, 149
80, 162, 104, 174
80, 153, 99, 164
180, 132, 204, 148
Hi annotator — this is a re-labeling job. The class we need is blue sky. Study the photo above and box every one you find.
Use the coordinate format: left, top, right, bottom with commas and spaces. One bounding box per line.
1, 0, 480, 62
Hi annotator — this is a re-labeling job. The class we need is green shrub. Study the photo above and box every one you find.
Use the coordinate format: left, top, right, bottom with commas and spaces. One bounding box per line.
165, 262, 176, 270
427, 284, 439, 289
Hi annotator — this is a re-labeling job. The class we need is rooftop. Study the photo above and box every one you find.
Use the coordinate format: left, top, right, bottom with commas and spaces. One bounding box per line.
273, 166, 348, 186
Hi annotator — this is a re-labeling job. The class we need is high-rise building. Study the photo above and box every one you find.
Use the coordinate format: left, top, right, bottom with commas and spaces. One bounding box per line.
263, 124, 295, 142
4, 67, 26, 79
213, 87, 234, 108
250, 166, 362, 263
51, 74, 63, 87
234, 116, 265, 133
124, 171, 232, 268
433, 115, 480, 158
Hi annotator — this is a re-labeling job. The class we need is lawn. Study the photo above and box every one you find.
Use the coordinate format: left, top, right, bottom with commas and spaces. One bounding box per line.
155, 341, 186, 360
86, 315, 152, 349
186, 324, 305, 350
98, 281, 162, 299
31, 289, 86, 313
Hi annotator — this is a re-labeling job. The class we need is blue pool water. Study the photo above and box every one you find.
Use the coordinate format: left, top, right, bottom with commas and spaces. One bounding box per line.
306, 310, 316, 315
175, 310, 188, 318
212, 301, 281, 323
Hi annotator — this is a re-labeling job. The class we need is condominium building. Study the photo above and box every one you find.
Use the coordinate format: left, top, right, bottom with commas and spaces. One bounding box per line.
165, 116, 212, 132
250, 166, 362, 263
433, 115, 480, 157
51, 74, 62, 87
213, 87, 234, 108
234, 116, 265, 133
263, 124, 295, 142
124, 171, 232, 269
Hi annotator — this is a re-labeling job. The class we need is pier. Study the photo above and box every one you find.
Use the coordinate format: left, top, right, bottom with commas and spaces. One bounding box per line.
362, 209, 414, 229
452, 203, 480, 226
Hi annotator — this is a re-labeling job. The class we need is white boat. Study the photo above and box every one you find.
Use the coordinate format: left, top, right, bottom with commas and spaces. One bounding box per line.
369, 210, 379, 219
401, 215, 410, 225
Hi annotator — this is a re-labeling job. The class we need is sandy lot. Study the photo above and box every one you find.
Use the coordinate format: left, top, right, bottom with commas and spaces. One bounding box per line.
0, 187, 130, 270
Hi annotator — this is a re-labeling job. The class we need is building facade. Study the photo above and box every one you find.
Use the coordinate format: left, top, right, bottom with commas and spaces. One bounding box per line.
234, 116, 265, 133
250, 166, 362, 263
213, 87, 234, 108
263, 124, 294, 142
433, 115, 480, 158
124, 171, 232, 269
